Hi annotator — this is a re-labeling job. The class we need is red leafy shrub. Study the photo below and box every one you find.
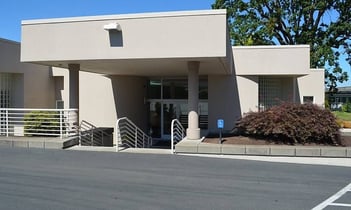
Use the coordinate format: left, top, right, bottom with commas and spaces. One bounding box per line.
236, 103, 340, 145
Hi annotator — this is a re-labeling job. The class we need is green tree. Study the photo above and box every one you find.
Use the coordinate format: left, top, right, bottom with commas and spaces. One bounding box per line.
212, 0, 351, 91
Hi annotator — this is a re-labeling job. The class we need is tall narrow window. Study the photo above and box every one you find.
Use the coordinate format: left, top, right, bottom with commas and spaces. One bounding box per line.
0, 73, 13, 108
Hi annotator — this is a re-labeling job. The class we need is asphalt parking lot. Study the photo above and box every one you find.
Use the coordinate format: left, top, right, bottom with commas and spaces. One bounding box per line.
0, 147, 350, 210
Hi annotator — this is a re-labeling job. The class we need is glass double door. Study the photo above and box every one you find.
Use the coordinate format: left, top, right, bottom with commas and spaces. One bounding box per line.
149, 100, 187, 140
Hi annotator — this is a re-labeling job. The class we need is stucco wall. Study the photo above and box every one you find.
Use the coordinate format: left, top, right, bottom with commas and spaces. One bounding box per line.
237, 75, 259, 114
208, 75, 241, 131
233, 45, 310, 76
22, 10, 227, 62
79, 71, 117, 128
297, 69, 325, 106
12, 74, 24, 107
78, 72, 148, 131
110, 76, 148, 131
0, 38, 55, 108
52, 67, 70, 108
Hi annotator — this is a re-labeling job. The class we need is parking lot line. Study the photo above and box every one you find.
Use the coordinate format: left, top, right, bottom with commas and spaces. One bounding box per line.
329, 203, 351, 207
312, 183, 351, 210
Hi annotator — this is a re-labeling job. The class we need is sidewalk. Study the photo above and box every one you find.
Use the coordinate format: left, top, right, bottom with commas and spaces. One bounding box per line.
180, 153, 351, 167
2, 136, 350, 167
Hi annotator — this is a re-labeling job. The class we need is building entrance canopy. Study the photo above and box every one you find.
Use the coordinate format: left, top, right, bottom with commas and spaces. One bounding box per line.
21, 10, 233, 76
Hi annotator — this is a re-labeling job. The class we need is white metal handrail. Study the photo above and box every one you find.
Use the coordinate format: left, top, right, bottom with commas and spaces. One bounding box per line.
171, 119, 185, 154
115, 117, 152, 152
79, 120, 112, 146
0, 108, 78, 138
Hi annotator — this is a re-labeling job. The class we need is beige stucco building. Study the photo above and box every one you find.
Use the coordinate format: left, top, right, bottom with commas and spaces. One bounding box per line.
0, 38, 57, 108
1, 9, 325, 141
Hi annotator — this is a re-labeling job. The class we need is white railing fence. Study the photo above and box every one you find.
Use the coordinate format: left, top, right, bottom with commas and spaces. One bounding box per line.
115, 117, 152, 152
79, 120, 113, 146
171, 119, 185, 154
0, 108, 78, 138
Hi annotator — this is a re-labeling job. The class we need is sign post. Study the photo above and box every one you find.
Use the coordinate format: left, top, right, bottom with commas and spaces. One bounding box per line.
217, 119, 224, 144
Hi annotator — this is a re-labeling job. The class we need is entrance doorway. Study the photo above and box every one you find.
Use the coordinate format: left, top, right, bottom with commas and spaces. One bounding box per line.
149, 100, 187, 139
148, 78, 208, 140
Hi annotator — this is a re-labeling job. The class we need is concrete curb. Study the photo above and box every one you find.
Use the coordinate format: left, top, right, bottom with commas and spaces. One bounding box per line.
175, 140, 351, 158
0, 137, 74, 150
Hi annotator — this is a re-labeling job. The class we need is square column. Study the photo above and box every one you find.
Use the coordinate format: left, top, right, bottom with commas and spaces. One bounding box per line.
68, 64, 80, 123
186, 61, 200, 140
68, 64, 80, 109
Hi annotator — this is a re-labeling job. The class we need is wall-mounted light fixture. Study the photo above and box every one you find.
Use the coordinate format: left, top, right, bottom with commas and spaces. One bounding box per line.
103, 23, 122, 31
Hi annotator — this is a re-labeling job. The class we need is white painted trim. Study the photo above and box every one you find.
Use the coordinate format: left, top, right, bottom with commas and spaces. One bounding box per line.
329, 203, 351, 207
22, 9, 226, 25
232, 45, 310, 50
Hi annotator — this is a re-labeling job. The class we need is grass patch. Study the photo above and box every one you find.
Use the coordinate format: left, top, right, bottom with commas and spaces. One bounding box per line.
333, 111, 351, 121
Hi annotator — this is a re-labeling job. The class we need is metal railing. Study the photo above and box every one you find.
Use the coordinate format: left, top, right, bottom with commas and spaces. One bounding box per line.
171, 119, 185, 154
79, 120, 112, 146
0, 108, 78, 138
115, 117, 152, 152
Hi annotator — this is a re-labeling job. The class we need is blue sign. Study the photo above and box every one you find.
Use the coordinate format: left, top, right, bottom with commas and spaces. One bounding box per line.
217, 119, 224, 129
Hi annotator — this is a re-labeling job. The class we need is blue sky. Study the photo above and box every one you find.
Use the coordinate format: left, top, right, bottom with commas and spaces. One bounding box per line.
0, 0, 214, 41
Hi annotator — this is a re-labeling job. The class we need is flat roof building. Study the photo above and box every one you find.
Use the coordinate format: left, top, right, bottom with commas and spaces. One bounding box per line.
0, 10, 325, 143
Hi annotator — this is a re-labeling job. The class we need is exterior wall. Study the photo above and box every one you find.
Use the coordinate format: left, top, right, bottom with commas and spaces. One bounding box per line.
0, 38, 55, 108
78, 72, 147, 131
208, 75, 242, 131
79, 71, 117, 128
233, 45, 310, 76
237, 75, 259, 114
22, 10, 227, 62
52, 67, 70, 108
297, 69, 325, 106
110, 76, 148, 131
12, 74, 24, 107
23, 67, 55, 108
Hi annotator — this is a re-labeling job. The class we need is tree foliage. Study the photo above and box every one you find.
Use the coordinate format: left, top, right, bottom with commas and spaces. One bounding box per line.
212, 0, 351, 91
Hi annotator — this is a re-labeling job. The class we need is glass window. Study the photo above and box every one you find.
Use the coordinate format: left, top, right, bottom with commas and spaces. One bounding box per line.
148, 80, 161, 99
148, 78, 208, 100
163, 80, 188, 99
199, 102, 208, 129
149, 101, 161, 138
199, 79, 208, 99
303, 96, 314, 104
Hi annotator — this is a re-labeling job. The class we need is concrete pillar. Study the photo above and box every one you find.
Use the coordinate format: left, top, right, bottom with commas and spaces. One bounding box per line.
68, 64, 80, 108
68, 64, 80, 123
292, 76, 297, 103
186, 61, 200, 140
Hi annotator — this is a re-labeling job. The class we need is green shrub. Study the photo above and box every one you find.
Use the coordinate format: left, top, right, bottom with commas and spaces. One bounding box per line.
24, 111, 61, 136
342, 100, 351, 113
236, 103, 340, 145
324, 99, 330, 110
